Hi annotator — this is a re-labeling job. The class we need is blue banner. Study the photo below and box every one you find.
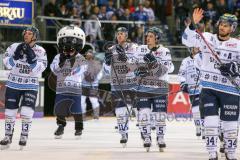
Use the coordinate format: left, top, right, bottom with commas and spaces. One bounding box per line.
0, 0, 34, 27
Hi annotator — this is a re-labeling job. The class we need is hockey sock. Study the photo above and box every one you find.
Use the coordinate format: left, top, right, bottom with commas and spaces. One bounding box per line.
192, 106, 201, 135
4, 109, 18, 137
150, 111, 156, 129
138, 108, 151, 140
201, 119, 205, 137
20, 107, 34, 140
115, 107, 129, 135
204, 116, 219, 153
222, 121, 238, 158
155, 112, 166, 144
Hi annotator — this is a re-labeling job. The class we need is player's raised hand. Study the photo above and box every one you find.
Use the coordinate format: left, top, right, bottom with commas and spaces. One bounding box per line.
192, 8, 204, 24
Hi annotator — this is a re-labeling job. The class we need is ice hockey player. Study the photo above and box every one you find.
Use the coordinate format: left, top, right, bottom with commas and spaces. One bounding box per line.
182, 8, 240, 160
134, 27, 174, 152
81, 49, 103, 120
1, 26, 47, 150
50, 25, 86, 139
178, 47, 203, 138
103, 27, 138, 147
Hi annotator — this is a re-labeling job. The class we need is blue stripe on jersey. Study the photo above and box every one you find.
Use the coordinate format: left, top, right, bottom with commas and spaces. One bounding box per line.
104, 66, 110, 75
182, 32, 188, 40
189, 89, 200, 95
9, 57, 15, 67
201, 81, 239, 95
6, 81, 38, 90
30, 62, 37, 69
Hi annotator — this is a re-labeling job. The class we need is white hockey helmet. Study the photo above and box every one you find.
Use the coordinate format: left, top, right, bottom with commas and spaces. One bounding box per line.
57, 25, 86, 52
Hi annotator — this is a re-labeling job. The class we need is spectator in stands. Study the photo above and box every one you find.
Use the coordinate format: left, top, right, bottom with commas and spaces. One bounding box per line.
143, 0, 155, 22
235, 0, 240, 11
201, 0, 215, 9
57, 3, 69, 18
132, 24, 144, 44
98, 0, 108, 6
84, 15, 103, 43
119, 8, 133, 21
103, 14, 120, 41
80, 0, 93, 19
107, 0, 117, 13
98, 5, 107, 20
233, 9, 240, 33
68, 6, 81, 27
56, 3, 70, 25
44, 0, 58, 17
204, 1, 217, 23
91, 5, 100, 16
124, 0, 135, 14
154, 0, 168, 24
133, 3, 148, 22
44, 0, 59, 41
66, 0, 81, 16
227, 0, 235, 13
119, 8, 134, 30
216, 0, 229, 18
175, 0, 189, 43
116, 3, 125, 18
204, 20, 214, 33
70, 6, 80, 19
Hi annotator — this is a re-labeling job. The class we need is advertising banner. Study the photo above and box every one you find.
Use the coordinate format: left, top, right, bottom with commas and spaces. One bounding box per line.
168, 83, 191, 115
0, 0, 34, 27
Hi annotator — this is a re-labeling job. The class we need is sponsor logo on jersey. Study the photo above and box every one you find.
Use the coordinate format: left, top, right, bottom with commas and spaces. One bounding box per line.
225, 42, 237, 48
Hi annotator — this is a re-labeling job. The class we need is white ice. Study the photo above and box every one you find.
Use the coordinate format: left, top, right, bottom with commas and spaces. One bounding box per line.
0, 117, 239, 160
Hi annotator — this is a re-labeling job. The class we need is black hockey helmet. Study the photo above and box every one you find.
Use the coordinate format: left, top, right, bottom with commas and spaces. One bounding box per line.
146, 27, 162, 43
22, 26, 40, 41
115, 27, 128, 39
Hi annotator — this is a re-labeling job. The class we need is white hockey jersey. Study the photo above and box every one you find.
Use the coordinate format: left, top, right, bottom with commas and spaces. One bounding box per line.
50, 53, 87, 94
133, 45, 174, 80
103, 42, 138, 91
178, 56, 201, 95
182, 26, 240, 96
131, 45, 174, 94
3, 43, 47, 91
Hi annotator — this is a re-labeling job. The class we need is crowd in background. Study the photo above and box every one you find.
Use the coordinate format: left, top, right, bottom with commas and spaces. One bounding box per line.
39, 0, 240, 46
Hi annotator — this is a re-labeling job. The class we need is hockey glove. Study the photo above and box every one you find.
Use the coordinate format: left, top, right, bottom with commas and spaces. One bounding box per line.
143, 53, 158, 69
84, 71, 95, 83
104, 49, 113, 66
134, 66, 149, 77
180, 82, 189, 93
24, 44, 37, 64
116, 45, 127, 62
219, 62, 240, 78
59, 53, 67, 68
13, 43, 25, 60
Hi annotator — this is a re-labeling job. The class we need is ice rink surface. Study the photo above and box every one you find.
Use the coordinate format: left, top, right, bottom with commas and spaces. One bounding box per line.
0, 117, 239, 160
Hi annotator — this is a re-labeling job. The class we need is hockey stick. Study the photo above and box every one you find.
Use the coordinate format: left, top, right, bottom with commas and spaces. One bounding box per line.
127, 47, 169, 128
96, 18, 132, 117
195, 30, 240, 92
110, 53, 133, 118
120, 47, 159, 131
187, 67, 201, 114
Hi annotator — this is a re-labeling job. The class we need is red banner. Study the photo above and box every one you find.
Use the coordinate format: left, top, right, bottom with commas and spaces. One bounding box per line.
168, 83, 191, 114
